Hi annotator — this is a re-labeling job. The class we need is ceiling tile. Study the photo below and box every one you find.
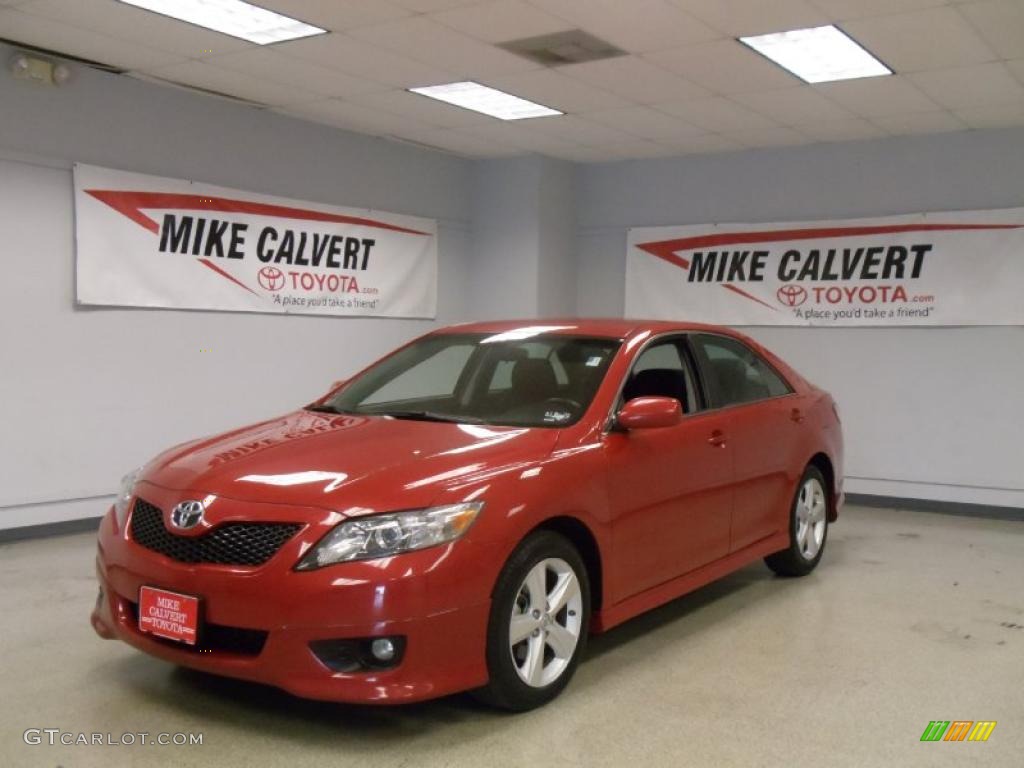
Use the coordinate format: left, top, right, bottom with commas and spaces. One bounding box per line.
841, 7, 997, 72
481, 69, 630, 112
430, 0, 571, 43
529, 0, 720, 53
957, 1, 1024, 60
517, 114, 638, 144
203, 48, 388, 99
350, 88, 496, 128
798, 117, 888, 141
19, 0, 252, 58
910, 62, 1024, 109
388, 125, 523, 157
720, 125, 808, 147
810, 0, 949, 21
458, 120, 581, 153
656, 132, 747, 154
815, 75, 939, 116
560, 55, 709, 103
1009, 58, 1024, 84
582, 105, 706, 139
584, 138, 686, 158
277, 33, 458, 87
540, 144, 624, 162
952, 98, 1024, 128
143, 60, 320, 106
871, 110, 968, 134
390, 0, 481, 10
347, 16, 539, 76
646, 39, 799, 95
258, 0, 412, 30
0, 7, 184, 69
732, 87, 854, 124
673, 0, 831, 37
276, 99, 425, 133
655, 96, 782, 132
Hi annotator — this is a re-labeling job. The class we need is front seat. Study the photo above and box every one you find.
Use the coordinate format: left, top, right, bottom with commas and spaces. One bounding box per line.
623, 368, 688, 412
510, 358, 559, 404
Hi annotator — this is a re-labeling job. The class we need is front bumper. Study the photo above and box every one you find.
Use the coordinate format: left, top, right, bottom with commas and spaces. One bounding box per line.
91, 489, 497, 704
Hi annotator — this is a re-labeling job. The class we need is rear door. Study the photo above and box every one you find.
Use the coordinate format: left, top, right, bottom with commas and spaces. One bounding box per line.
689, 333, 805, 552
603, 336, 734, 600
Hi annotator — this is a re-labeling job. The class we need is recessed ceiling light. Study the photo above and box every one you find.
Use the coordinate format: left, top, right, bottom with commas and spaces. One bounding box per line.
740, 25, 891, 84
117, 0, 326, 45
409, 82, 563, 121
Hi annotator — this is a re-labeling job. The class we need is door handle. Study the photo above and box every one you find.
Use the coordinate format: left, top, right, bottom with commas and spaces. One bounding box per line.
790, 408, 805, 424
708, 429, 727, 448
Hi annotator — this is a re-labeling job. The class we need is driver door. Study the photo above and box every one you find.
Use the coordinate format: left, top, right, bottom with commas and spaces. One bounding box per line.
603, 337, 735, 602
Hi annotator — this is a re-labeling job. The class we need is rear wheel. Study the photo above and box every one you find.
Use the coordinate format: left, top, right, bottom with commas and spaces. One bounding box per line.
765, 466, 829, 577
475, 531, 590, 711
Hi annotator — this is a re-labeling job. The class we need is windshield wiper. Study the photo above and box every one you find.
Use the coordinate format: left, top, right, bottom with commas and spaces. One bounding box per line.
379, 410, 484, 424
305, 404, 350, 414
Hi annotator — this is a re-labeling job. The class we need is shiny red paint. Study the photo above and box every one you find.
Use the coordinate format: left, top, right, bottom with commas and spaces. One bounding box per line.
92, 318, 844, 704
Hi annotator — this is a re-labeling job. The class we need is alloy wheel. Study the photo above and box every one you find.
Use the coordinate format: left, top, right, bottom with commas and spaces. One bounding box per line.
795, 477, 827, 560
508, 558, 583, 688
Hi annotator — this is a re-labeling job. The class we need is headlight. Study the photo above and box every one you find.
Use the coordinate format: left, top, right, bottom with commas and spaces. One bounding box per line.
295, 502, 483, 570
113, 469, 139, 529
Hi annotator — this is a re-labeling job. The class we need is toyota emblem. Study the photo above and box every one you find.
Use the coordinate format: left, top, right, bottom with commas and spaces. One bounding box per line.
170, 500, 206, 530
776, 284, 808, 307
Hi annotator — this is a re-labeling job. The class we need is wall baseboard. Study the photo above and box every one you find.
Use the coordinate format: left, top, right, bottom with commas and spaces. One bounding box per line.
0, 516, 102, 543
846, 493, 1024, 522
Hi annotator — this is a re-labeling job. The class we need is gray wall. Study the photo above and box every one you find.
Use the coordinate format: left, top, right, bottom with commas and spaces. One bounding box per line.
577, 130, 1024, 508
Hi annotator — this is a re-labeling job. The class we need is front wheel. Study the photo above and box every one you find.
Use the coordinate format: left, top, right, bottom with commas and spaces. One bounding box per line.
475, 531, 590, 711
765, 466, 829, 577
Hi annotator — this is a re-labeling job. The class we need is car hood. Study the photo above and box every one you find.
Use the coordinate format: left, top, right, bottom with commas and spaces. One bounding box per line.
141, 409, 559, 515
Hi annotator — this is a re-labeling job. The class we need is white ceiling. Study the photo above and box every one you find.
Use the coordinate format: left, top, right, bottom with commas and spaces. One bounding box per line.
2, 0, 1023, 161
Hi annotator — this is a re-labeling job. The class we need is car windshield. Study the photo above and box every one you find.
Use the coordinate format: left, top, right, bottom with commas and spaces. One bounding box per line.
319, 332, 621, 428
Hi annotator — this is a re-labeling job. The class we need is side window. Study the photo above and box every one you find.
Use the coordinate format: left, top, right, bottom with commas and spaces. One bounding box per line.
363, 344, 474, 404
622, 339, 696, 414
693, 334, 790, 408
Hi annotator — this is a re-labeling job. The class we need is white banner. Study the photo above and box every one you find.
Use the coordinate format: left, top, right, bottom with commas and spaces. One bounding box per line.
74, 163, 437, 318
627, 209, 1024, 326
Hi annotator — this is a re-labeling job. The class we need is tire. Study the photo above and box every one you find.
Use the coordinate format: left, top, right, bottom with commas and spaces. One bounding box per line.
765, 465, 830, 577
474, 531, 591, 712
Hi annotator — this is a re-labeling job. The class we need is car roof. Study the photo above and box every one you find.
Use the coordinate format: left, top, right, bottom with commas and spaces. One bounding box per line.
434, 317, 735, 339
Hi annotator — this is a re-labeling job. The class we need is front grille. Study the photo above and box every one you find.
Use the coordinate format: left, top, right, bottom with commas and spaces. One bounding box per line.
130, 498, 301, 567
126, 601, 268, 656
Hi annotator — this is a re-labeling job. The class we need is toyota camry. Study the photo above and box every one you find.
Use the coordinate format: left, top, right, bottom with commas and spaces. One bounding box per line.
92, 319, 843, 711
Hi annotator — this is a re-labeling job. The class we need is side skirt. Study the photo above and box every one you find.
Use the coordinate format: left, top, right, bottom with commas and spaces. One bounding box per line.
591, 531, 790, 633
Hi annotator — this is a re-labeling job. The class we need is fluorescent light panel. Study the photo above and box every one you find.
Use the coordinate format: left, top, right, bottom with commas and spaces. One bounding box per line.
118, 0, 326, 45
409, 82, 563, 121
740, 25, 891, 84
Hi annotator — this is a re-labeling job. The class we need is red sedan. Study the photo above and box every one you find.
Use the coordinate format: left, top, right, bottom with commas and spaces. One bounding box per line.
92, 319, 843, 710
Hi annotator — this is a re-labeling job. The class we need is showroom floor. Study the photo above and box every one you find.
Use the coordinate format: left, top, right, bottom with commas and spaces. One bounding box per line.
2, 505, 1021, 768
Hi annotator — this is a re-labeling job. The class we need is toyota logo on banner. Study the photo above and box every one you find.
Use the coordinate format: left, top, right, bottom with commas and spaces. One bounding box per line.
776, 284, 808, 307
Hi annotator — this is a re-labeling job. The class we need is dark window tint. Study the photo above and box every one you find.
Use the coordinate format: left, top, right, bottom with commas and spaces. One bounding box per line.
621, 339, 697, 414
693, 334, 791, 408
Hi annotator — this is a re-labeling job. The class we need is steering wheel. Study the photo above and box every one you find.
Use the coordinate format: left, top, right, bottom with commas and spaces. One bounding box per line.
543, 396, 582, 412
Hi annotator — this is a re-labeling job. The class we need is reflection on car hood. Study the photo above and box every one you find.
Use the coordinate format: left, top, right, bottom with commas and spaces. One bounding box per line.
140, 409, 559, 513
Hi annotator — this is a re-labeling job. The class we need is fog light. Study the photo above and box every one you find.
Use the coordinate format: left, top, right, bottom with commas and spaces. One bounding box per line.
370, 637, 396, 662
309, 636, 405, 672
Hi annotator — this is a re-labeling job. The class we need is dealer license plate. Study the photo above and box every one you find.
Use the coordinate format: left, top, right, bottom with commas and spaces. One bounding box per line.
138, 586, 199, 646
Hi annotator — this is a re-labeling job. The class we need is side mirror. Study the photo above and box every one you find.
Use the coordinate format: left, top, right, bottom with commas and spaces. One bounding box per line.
617, 396, 683, 430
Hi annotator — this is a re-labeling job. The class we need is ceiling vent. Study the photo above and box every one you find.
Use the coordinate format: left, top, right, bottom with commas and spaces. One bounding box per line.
498, 30, 626, 67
